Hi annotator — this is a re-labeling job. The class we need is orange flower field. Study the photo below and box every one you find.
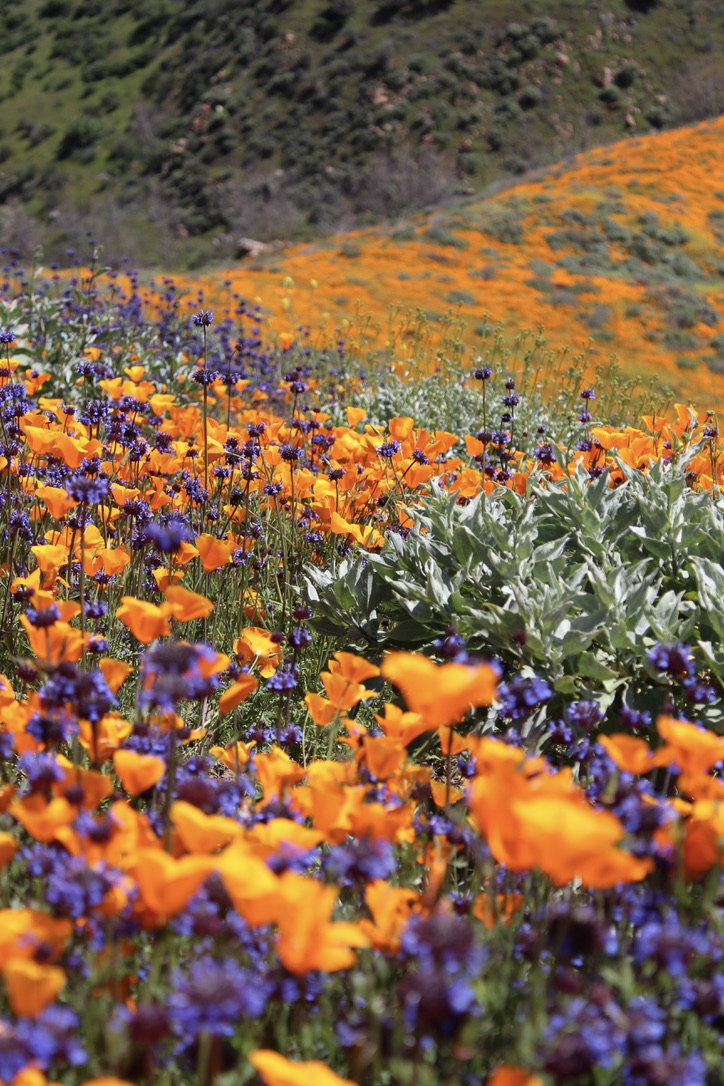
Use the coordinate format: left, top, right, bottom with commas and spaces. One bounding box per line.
163, 116, 724, 414
0, 123, 723, 1082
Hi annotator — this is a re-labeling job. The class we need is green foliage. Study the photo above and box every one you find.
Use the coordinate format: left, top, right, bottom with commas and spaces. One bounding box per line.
307, 449, 724, 732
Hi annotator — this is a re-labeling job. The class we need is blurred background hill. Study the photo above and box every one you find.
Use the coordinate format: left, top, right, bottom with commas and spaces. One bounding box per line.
2, 0, 724, 268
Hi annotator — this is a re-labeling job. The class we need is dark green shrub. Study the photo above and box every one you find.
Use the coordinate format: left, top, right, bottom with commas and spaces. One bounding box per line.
599, 85, 623, 107
518, 84, 543, 110
614, 63, 637, 88
56, 115, 103, 159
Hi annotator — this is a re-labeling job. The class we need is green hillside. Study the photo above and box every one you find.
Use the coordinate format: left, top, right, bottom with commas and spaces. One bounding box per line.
2, 0, 724, 266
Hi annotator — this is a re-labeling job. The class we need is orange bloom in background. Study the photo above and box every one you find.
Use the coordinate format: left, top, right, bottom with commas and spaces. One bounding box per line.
250, 1050, 356, 1086
20, 617, 85, 666
113, 750, 166, 795
327, 652, 380, 684
234, 627, 282, 677
2, 958, 65, 1017
170, 801, 241, 854
274, 873, 369, 975
305, 657, 378, 727
656, 716, 724, 775
329, 511, 382, 548
116, 597, 172, 643
10, 796, 75, 843
131, 849, 217, 918
164, 585, 215, 622
255, 747, 306, 805
486, 1068, 544, 1086
219, 673, 259, 715
79, 1080, 137, 1086
0, 910, 72, 966
0, 832, 18, 868
217, 842, 281, 926
195, 532, 232, 571
599, 734, 673, 776
83, 545, 131, 579
375, 703, 429, 745
99, 658, 133, 694
381, 652, 498, 728
34, 486, 77, 520
473, 892, 525, 930
209, 739, 255, 772
52, 757, 113, 810
360, 879, 418, 954
79, 714, 133, 761
79, 1080, 136, 1086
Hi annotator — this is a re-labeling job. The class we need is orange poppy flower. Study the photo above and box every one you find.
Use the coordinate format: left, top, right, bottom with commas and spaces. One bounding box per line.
152, 567, 185, 591
78, 714, 133, 761
195, 533, 232, 571
234, 627, 282, 678
359, 880, 418, 954
10, 796, 75, 843
164, 585, 214, 622
357, 735, 406, 780
255, 747, 306, 805
52, 757, 113, 810
249, 1050, 356, 1086
20, 618, 85, 666
113, 750, 166, 796
2, 959, 65, 1017
116, 597, 172, 643
170, 801, 241, 854
274, 873, 369, 975
219, 673, 259, 715
473, 892, 524, 930
83, 545, 131, 579
0, 675, 14, 709
486, 1068, 544, 1086
99, 658, 133, 694
381, 652, 497, 728
216, 842, 281, 925
346, 406, 366, 427
599, 734, 673, 776
12, 1069, 60, 1086
79, 1079, 137, 1086
327, 652, 380, 684
657, 716, 724, 775
375, 703, 429, 745
209, 740, 255, 772
0, 832, 18, 868
0, 910, 72, 966
329, 511, 382, 548
132, 849, 217, 918
34, 486, 77, 520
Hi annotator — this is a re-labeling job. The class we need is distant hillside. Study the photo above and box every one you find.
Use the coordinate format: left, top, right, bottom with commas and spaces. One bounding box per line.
2, 0, 724, 266
177, 116, 724, 412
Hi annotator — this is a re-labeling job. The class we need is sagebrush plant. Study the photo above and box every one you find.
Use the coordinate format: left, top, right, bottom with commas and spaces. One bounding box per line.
0, 267, 720, 1086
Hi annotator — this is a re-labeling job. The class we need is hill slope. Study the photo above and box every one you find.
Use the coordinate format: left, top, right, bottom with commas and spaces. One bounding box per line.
3, 0, 724, 265
179, 116, 724, 412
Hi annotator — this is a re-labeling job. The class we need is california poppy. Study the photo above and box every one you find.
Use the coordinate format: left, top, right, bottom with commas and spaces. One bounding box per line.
250, 1050, 356, 1086
2, 958, 65, 1017
381, 652, 497, 728
116, 598, 172, 643
113, 750, 166, 796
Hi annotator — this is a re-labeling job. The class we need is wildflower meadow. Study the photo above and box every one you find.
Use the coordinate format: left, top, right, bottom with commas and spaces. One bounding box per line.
0, 250, 722, 1086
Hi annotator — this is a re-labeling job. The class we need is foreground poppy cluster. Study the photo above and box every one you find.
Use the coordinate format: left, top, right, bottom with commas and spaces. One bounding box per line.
0, 267, 722, 1085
